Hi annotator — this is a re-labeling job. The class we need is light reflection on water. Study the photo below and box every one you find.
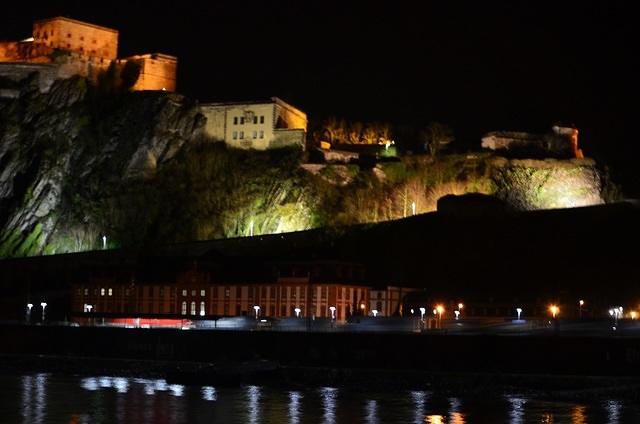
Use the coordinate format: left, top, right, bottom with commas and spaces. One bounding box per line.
4, 373, 640, 423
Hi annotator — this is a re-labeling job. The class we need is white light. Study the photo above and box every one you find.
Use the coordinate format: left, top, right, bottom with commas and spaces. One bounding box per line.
516, 307, 522, 320
372, 309, 378, 317
27, 303, 33, 310
411, 201, 416, 216
102, 235, 107, 249
199, 310, 205, 316
249, 220, 254, 237
253, 305, 260, 319
40, 302, 47, 309
294, 307, 301, 317
419, 307, 426, 319
454, 310, 460, 320
329, 306, 336, 319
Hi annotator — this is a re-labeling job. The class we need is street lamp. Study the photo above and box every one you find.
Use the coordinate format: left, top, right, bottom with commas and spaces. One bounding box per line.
329, 306, 336, 320
436, 304, 444, 328
40, 302, 47, 322
419, 307, 426, 321
294, 307, 301, 318
579, 299, 584, 318
458, 303, 464, 312
372, 309, 378, 317
549, 305, 559, 319
454, 310, 460, 320
516, 307, 522, 321
26, 303, 33, 323
253, 305, 260, 319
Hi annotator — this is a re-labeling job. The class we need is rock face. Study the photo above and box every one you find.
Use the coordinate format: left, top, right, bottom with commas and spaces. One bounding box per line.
0, 76, 204, 257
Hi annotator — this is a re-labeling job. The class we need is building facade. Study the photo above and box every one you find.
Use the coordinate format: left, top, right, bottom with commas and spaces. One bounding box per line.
0, 17, 176, 93
70, 260, 412, 323
200, 97, 307, 150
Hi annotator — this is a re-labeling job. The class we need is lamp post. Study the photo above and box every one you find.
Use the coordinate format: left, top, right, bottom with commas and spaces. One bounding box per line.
579, 299, 584, 319
436, 305, 444, 329
372, 309, 378, 317
454, 310, 460, 320
458, 303, 464, 316
253, 305, 260, 320
549, 305, 559, 319
26, 303, 33, 323
419, 307, 426, 321
329, 306, 336, 321
40, 302, 47, 322
294, 307, 301, 318
516, 307, 522, 321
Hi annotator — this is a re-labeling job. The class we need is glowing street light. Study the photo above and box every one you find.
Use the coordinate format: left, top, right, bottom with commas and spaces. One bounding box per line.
436, 305, 444, 320
631, 311, 638, 320
40, 302, 47, 322
294, 307, 301, 318
329, 306, 336, 320
419, 307, 426, 320
253, 305, 261, 320
458, 303, 464, 311
372, 309, 378, 317
549, 305, 559, 319
454, 310, 460, 320
579, 299, 584, 318
26, 303, 33, 323
516, 307, 522, 321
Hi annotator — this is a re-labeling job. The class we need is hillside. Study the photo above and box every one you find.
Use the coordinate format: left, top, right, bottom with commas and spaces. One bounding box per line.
0, 76, 612, 258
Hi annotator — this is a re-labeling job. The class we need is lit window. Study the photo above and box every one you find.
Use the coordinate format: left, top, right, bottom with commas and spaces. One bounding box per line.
182, 289, 187, 296
200, 301, 205, 316
181, 301, 187, 315
232, 131, 238, 140
252, 131, 257, 139
260, 116, 264, 124
233, 117, 238, 125
100, 288, 105, 296
190, 301, 196, 315
108, 288, 113, 296
240, 117, 245, 124
259, 130, 264, 139
239, 131, 244, 139
200, 290, 205, 297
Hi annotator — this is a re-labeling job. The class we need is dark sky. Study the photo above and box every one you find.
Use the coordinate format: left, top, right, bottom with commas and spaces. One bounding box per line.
1, 1, 637, 187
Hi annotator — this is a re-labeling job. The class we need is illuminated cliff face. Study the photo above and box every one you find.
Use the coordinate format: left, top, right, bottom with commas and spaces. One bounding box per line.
491, 158, 603, 210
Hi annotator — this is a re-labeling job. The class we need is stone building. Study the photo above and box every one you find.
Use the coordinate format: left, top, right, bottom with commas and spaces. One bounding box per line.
200, 97, 307, 150
480, 125, 583, 159
0, 16, 177, 93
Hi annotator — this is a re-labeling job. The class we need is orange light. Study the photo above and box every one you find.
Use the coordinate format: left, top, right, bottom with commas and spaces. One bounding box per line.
360, 303, 365, 310
458, 303, 464, 310
549, 305, 559, 318
436, 305, 444, 315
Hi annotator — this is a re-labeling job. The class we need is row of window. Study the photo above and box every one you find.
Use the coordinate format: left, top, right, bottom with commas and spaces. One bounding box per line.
233, 116, 265, 125
232, 130, 265, 140
181, 301, 206, 316
182, 289, 206, 297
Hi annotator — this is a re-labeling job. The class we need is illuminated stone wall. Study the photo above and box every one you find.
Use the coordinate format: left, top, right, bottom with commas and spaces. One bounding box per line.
123, 53, 177, 91
32, 17, 118, 60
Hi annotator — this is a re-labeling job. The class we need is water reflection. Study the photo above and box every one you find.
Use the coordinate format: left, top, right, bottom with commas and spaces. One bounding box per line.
21, 373, 47, 424
320, 387, 338, 424
201, 386, 217, 401
289, 391, 302, 424
246, 385, 261, 424
606, 400, 621, 424
410, 390, 428, 424
5, 374, 640, 423
506, 395, 526, 424
364, 399, 378, 424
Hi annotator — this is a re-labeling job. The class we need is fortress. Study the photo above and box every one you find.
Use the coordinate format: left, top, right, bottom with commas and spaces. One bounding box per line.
0, 16, 177, 93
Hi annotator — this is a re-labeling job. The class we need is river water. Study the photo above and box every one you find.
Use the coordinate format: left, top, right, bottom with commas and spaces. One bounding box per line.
1, 373, 638, 423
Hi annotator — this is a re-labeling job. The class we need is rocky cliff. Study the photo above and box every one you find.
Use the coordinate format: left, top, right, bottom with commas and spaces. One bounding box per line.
0, 75, 613, 258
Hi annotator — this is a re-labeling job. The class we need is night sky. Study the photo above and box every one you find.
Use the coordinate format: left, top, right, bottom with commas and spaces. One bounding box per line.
2, 1, 637, 191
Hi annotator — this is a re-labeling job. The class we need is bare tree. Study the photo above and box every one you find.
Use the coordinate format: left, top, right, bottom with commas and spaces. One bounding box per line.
420, 122, 454, 157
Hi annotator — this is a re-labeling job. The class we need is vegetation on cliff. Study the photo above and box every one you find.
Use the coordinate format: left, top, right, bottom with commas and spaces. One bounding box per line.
0, 76, 613, 258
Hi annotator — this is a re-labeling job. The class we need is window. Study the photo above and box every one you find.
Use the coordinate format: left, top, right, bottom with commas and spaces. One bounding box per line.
225, 288, 230, 298
260, 116, 264, 124
84, 288, 88, 296
252, 130, 257, 139
233, 131, 238, 140
190, 301, 196, 315
233, 117, 238, 125
239, 131, 244, 139
80, 36, 84, 41
240, 117, 245, 124
181, 301, 187, 315
182, 289, 187, 296
100, 288, 105, 296
259, 130, 264, 139
200, 301, 206, 316
160, 288, 164, 297
108, 288, 113, 296
200, 289, 205, 297
191, 290, 196, 296
253, 116, 258, 124
67, 33, 71, 38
